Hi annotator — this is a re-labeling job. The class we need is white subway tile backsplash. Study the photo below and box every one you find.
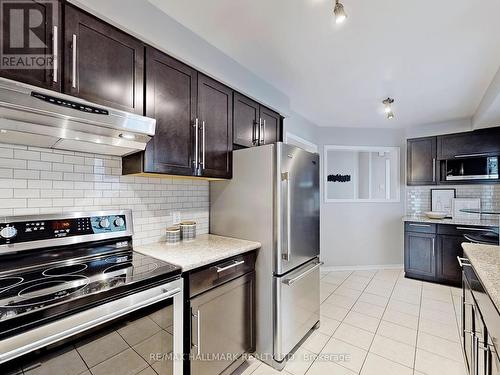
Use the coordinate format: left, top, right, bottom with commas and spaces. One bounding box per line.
0, 143, 209, 245
14, 150, 40, 160
406, 184, 500, 216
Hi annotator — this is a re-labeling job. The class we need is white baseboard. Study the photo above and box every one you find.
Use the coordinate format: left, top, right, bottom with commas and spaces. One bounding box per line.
321, 264, 403, 272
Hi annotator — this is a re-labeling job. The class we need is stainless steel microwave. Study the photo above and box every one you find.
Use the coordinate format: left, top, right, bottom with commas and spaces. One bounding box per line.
446, 156, 499, 181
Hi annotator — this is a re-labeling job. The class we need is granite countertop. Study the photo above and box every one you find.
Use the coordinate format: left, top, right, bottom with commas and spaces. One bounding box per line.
462, 243, 500, 311
403, 215, 499, 228
135, 234, 261, 271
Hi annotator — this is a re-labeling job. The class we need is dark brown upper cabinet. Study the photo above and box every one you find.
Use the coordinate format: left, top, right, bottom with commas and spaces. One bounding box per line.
133, 47, 197, 175
407, 136, 437, 186
437, 127, 500, 160
63, 4, 144, 114
0, 0, 62, 90
233, 93, 260, 148
233, 93, 281, 148
123, 49, 233, 179
259, 106, 280, 145
197, 74, 233, 179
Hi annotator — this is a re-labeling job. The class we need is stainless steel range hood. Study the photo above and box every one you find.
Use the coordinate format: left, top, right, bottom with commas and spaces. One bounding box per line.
0, 78, 156, 156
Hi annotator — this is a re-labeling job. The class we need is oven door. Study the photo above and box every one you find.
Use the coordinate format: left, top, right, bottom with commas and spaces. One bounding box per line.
0, 278, 183, 375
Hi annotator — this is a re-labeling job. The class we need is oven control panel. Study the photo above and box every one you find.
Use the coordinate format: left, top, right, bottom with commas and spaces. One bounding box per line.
0, 214, 128, 245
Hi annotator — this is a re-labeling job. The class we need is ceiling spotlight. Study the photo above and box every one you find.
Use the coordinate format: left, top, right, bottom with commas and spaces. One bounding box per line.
382, 98, 395, 120
334, 0, 347, 24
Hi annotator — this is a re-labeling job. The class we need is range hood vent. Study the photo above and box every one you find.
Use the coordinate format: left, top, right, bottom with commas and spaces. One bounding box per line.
0, 78, 156, 156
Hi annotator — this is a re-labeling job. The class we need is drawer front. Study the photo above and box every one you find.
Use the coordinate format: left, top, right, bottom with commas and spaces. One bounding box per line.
437, 224, 498, 236
189, 251, 256, 298
274, 258, 320, 361
405, 222, 437, 234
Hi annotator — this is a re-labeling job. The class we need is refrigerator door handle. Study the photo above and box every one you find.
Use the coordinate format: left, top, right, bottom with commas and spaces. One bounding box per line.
283, 262, 323, 286
281, 171, 291, 261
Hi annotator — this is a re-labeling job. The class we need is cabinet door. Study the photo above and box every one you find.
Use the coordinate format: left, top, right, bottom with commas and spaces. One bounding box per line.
259, 105, 280, 145
436, 235, 463, 286
191, 273, 254, 375
64, 5, 143, 114
437, 127, 500, 160
233, 92, 259, 148
0, 0, 61, 90
197, 74, 233, 178
143, 47, 197, 175
407, 136, 437, 185
404, 232, 436, 279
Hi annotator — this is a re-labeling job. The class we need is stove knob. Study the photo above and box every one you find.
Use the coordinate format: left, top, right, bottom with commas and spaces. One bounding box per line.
99, 218, 110, 228
114, 217, 125, 227
1, 226, 17, 239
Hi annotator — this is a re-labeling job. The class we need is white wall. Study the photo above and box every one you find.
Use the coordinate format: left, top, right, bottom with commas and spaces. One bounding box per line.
404, 118, 472, 138
317, 127, 405, 268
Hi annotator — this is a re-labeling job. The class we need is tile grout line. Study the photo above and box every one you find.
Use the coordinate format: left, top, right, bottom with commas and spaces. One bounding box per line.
303, 270, 356, 374
357, 269, 409, 374
412, 278, 424, 375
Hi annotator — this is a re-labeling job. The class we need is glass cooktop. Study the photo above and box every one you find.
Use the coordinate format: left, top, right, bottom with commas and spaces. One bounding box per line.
0, 243, 181, 339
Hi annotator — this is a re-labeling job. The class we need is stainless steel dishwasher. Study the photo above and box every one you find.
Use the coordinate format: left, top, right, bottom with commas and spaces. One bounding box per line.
185, 251, 256, 375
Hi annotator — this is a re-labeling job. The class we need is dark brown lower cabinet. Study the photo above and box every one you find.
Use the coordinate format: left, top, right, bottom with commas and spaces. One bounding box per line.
436, 235, 463, 285
404, 231, 436, 280
405, 223, 498, 286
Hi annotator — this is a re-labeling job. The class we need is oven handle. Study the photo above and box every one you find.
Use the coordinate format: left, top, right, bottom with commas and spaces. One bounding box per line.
0, 286, 181, 364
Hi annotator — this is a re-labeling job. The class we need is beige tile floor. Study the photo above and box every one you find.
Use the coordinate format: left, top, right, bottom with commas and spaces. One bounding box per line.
234, 268, 467, 375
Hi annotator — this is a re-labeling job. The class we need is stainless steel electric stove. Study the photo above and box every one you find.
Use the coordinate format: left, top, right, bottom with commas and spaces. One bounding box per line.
0, 210, 183, 375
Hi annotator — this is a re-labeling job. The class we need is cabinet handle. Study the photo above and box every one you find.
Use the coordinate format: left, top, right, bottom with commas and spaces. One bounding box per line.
71, 34, 77, 88
432, 158, 436, 182
193, 118, 199, 167
455, 153, 489, 158
192, 309, 201, 356
262, 119, 266, 144
457, 256, 471, 267
408, 223, 431, 227
457, 226, 497, 233
215, 260, 245, 273
258, 118, 263, 145
432, 238, 435, 257
52, 26, 58, 83
252, 120, 258, 145
201, 120, 206, 169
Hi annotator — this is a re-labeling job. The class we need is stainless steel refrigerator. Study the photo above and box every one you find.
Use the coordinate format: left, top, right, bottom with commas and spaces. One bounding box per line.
210, 142, 320, 369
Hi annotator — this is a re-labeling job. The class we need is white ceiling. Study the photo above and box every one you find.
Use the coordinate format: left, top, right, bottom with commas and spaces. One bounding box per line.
149, 0, 500, 128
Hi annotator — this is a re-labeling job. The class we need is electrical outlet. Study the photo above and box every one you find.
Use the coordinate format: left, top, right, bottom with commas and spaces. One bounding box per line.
172, 211, 181, 225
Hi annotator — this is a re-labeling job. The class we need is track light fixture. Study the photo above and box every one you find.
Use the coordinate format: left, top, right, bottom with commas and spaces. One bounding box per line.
382, 98, 395, 120
334, 0, 347, 24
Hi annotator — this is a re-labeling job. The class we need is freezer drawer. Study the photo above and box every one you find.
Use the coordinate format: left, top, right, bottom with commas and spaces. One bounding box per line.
274, 259, 320, 362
